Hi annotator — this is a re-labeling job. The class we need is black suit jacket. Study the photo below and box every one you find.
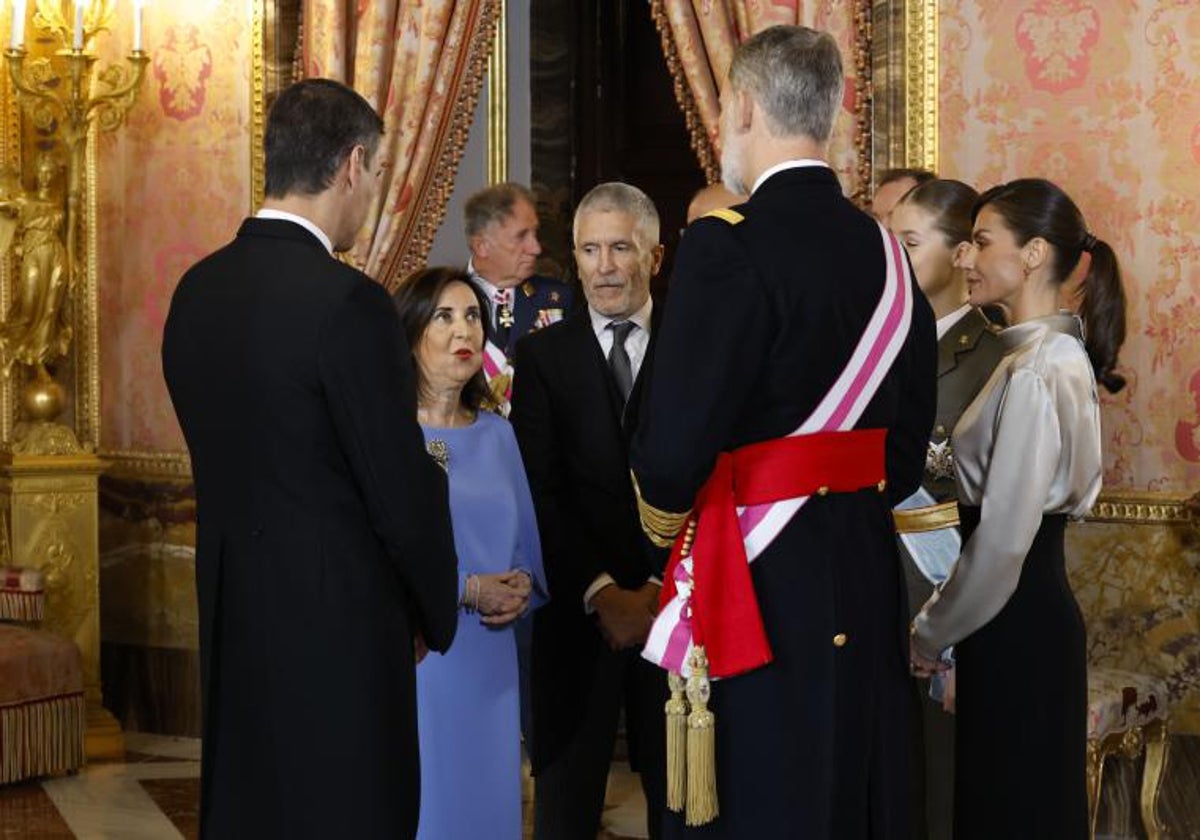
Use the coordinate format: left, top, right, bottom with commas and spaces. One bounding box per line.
631, 166, 936, 836
510, 306, 666, 772
162, 218, 458, 839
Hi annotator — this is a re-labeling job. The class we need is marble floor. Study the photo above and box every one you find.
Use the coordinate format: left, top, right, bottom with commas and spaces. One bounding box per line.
2, 733, 1196, 838
0, 733, 650, 840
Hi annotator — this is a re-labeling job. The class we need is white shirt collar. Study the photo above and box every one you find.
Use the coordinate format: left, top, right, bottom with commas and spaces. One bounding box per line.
751, 159, 830, 195
467, 258, 524, 303
255, 208, 333, 255
936, 304, 973, 341
589, 294, 653, 340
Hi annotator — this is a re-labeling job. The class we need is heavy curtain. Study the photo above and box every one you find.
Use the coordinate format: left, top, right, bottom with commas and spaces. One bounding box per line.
650, 0, 873, 201
301, 0, 501, 288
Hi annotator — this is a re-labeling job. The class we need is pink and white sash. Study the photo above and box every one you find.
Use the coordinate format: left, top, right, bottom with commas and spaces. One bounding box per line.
643, 222, 915, 675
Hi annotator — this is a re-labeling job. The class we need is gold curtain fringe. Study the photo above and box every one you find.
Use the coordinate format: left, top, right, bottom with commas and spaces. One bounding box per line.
649, 0, 720, 184
0, 692, 86, 784
850, 0, 873, 204
377, 0, 506, 289
0, 590, 44, 622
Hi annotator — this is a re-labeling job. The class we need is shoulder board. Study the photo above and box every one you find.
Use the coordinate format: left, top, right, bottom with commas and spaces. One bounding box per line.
703, 208, 744, 225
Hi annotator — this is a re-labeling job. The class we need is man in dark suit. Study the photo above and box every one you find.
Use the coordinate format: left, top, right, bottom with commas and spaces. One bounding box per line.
511, 182, 668, 840
465, 182, 573, 415
631, 27, 936, 838
162, 79, 458, 839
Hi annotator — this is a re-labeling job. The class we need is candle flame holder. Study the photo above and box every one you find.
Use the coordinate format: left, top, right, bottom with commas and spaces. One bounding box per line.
2, 0, 146, 433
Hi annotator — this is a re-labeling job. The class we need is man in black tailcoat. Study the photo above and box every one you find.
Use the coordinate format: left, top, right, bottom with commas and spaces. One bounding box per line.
631, 27, 936, 839
162, 79, 458, 839
511, 182, 668, 839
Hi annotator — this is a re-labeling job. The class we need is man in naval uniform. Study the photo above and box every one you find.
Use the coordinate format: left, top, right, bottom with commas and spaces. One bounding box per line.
464, 182, 573, 415
631, 26, 936, 839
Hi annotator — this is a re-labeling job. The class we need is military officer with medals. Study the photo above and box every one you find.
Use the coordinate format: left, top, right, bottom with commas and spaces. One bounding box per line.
464, 182, 573, 415
631, 26, 936, 839
889, 178, 1003, 840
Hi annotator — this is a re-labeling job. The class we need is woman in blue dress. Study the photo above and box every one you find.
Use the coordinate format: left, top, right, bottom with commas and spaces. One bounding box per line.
394, 267, 548, 840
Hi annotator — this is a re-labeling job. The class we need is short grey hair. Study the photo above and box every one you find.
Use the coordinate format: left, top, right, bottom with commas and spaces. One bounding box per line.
464, 182, 537, 239
573, 182, 660, 247
728, 25, 843, 143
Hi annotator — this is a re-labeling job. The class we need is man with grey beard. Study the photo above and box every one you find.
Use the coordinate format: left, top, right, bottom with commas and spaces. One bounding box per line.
631, 26, 936, 838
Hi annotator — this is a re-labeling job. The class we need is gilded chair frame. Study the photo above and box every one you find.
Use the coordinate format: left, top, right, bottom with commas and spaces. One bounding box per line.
1087, 717, 1169, 840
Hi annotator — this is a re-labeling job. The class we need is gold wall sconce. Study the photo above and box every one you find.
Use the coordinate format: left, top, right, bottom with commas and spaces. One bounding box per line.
2, 0, 147, 451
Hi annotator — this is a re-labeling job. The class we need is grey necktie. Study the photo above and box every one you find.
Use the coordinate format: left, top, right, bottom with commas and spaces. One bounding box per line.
607, 321, 636, 404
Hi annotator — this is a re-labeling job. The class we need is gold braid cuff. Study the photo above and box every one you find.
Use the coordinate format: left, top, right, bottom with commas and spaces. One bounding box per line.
893, 501, 960, 534
632, 471, 691, 548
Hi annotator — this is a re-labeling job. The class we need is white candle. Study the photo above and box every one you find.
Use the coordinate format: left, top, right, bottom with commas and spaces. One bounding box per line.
132, 0, 143, 51
73, 1, 83, 50
10, 0, 26, 50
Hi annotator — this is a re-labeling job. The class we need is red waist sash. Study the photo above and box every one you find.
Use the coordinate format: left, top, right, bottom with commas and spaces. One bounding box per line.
661, 428, 888, 678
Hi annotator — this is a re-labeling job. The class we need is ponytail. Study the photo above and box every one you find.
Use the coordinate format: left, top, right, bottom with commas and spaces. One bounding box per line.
1079, 238, 1126, 393
975, 179, 1128, 394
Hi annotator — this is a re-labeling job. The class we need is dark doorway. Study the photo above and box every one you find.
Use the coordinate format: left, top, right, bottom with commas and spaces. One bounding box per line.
531, 0, 707, 293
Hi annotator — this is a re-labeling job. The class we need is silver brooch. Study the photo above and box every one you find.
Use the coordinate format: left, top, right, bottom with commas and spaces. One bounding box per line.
426, 439, 449, 472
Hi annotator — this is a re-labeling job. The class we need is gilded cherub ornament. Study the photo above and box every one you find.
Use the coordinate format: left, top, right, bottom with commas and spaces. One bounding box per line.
0, 153, 72, 378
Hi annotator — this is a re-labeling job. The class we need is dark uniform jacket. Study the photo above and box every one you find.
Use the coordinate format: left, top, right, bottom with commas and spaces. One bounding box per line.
924, 308, 1004, 502
510, 306, 668, 774
162, 218, 458, 839
473, 272, 574, 359
631, 165, 936, 839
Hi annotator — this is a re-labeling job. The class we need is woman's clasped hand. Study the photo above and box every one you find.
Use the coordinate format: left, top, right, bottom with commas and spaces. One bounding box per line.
465, 569, 532, 626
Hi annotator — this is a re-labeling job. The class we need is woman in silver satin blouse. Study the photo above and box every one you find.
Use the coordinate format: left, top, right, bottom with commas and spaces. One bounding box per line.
908, 179, 1127, 839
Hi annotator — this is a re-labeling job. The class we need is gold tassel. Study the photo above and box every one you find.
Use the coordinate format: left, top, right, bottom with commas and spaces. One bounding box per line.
665, 671, 689, 812
685, 646, 718, 826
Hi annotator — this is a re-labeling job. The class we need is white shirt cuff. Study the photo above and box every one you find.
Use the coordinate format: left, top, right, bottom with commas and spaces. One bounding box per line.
583, 573, 617, 614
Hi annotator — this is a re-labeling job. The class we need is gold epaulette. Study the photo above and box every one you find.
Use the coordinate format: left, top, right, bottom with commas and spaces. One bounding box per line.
702, 208, 744, 225
632, 471, 691, 548
893, 500, 960, 534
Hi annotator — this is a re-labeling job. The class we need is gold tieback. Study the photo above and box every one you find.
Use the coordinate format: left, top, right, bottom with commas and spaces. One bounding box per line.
892, 500, 960, 534
632, 471, 691, 548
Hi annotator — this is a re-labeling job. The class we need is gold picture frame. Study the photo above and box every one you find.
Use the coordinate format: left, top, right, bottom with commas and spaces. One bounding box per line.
871, 0, 938, 180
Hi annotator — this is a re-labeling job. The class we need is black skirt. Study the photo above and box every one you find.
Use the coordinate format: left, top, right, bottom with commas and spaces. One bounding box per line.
952, 506, 1088, 839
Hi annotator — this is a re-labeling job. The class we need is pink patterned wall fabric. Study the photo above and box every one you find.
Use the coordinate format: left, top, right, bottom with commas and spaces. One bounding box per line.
97, 3, 252, 452
940, 0, 1200, 491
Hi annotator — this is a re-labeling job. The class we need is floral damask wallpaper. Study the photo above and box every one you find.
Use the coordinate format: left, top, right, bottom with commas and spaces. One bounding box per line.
939, 0, 1200, 492
96, 3, 252, 452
